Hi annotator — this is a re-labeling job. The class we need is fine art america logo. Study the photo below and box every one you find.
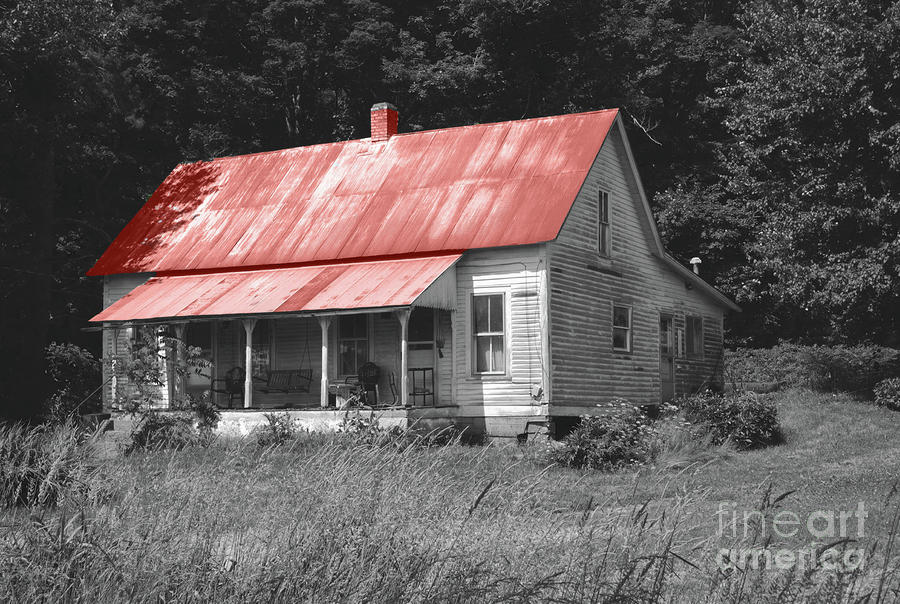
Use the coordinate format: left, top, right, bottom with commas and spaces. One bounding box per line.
715, 501, 868, 571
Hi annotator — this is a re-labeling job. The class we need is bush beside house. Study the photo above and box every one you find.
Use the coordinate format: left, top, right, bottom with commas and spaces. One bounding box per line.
550, 391, 781, 471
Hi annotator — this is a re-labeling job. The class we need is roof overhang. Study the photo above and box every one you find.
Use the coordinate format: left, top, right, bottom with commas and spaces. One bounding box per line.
90, 253, 461, 324
655, 253, 741, 312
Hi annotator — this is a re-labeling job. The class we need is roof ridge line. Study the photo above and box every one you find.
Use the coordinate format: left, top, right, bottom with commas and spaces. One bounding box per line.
181, 108, 620, 166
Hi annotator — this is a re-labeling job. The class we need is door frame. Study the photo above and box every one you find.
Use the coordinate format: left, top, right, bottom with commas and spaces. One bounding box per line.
658, 312, 676, 403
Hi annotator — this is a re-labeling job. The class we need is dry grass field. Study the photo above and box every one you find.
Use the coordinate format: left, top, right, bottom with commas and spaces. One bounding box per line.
2, 389, 900, 602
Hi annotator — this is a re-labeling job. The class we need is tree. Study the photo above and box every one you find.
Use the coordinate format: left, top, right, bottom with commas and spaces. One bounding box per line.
714, 0, 900, 344
0, 0, 118, 419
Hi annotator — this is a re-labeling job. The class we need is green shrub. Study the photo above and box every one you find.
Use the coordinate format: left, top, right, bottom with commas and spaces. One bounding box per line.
678, 390, 780, 449
874, 378, 900, 410
806, 345, 900, 395
725, 344, 900, 397
126, 413, 198, 454
337, 413, 463, 450
724, 344, 810, 386
254, 412, 299, 447
0, 420, 98, 507
550, 402, 656, 470
45, 342, 102, 420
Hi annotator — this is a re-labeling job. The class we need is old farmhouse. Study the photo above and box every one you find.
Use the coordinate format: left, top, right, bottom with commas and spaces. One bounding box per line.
89, 104, 739, 438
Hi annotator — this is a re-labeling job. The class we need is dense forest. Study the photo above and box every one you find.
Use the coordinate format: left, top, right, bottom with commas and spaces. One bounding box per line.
1, 0, 898, 418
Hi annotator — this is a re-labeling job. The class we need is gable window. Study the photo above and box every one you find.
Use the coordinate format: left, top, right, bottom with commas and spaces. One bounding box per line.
599, 190, 611, 256
339, 314, 368, 376
612, 304, 632, 352
685, 315, 703, 358
473, 293, 505, 374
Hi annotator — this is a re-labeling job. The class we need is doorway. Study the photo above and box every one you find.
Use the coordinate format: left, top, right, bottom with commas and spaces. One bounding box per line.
408, 308, 436, 405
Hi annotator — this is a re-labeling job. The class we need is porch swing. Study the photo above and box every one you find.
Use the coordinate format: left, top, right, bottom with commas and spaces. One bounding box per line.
255, 320, 313, 394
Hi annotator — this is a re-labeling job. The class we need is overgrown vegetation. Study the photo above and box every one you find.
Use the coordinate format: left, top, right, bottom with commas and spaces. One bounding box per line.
1, 389, 899, 601
0, 419, 99, 507
115, 328, 220, 453
44, 342, 102, 420
126, 413, 203, 454
253, 412, 300, 448
679, 391, 780, 449
875, 378, 900, 411
551, 391, 781, 471
726, 344, 900, 397
549, 401, 657, 471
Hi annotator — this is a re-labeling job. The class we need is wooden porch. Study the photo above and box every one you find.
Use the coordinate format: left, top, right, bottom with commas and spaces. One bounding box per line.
108, 306, 456, 411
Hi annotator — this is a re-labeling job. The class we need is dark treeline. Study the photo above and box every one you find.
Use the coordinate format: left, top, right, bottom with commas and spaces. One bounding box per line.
1, 0, 898, 418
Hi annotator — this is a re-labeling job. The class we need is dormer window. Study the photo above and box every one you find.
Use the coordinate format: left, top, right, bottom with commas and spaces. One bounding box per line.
599, 190, 610, 256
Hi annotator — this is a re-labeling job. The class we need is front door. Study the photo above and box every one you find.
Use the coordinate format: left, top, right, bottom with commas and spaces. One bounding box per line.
659, 315, 675, 402
407, 308, 436, 405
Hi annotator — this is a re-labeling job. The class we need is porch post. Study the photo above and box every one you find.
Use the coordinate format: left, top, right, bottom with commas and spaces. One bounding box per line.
173, 323, 186, 403
109, 325, 117, 404
318, 316, 332, 407
242, 318, 257, 408
449, 309, 457, 406
397, 309, 410, 407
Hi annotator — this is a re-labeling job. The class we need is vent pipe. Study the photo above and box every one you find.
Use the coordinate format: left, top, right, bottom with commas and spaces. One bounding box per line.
690, 257, 702, 275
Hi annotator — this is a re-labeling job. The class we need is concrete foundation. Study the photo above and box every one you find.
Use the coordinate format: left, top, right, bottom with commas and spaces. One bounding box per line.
110, 407, 552, 441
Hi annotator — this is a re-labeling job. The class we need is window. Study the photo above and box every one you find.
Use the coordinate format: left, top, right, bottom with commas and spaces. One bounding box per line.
408, 308, 434, 351
599, 190, 610, 256
686, 315, 703, 357
339, 314, 368, 375
612, 304, 632, 352
473, 293, 505, 374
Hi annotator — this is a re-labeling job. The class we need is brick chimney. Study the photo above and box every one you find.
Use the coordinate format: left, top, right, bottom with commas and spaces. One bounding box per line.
370, 102, 398, 142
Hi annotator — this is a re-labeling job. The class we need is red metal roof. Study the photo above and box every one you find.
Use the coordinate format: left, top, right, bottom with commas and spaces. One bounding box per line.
88, 109, 618, 276
91, 253, 461, 322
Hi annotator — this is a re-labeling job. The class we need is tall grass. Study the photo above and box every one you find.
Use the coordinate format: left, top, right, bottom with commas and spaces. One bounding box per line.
0, 419, 100, 507
0, 420, 898, 601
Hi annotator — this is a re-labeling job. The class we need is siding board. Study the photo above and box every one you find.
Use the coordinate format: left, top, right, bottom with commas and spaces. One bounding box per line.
548, 126, 727, 411
452, 246, 548, 416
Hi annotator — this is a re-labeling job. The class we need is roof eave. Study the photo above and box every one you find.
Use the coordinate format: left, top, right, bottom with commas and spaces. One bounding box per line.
656, 252, 741, 312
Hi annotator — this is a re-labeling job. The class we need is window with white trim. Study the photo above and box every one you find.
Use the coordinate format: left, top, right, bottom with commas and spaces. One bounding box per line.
685, 315, 703, 358
472, 293, 505, 374
339, 314, 368, 376
612, 304, 632, 352
599, 190, 610, 256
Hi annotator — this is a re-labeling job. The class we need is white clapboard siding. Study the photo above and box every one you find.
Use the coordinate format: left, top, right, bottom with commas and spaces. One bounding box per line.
453, 246, 548, 416
548, 125, 727, 412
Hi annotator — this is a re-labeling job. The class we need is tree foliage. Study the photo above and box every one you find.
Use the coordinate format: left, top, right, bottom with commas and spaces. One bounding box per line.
658, 0, 900, 345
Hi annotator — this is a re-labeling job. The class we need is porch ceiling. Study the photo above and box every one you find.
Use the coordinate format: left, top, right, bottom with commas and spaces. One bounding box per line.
91, 253, 461, 323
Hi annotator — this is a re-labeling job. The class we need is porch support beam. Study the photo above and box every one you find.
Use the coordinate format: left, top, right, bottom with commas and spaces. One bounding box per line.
242, 318, 257, 408
396, 308, 411, 407
449, 309, 457, 407
173, 322, 186, 404
318, 316, 332, 407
